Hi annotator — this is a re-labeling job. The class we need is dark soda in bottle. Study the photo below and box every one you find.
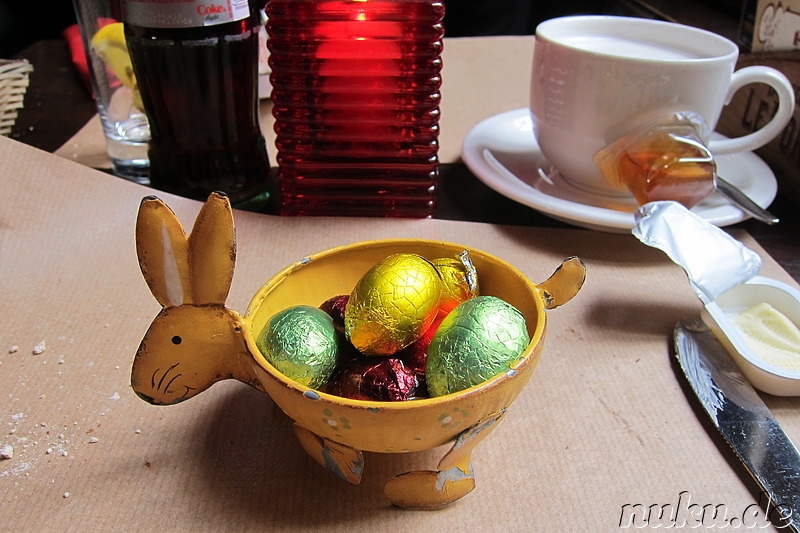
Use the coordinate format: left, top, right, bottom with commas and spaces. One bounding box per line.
266, 0, 445, 217
122, 0, 270, 206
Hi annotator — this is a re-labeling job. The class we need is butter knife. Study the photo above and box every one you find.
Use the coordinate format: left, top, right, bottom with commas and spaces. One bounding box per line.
716, 176, 780, 225
674, 319, 800, 531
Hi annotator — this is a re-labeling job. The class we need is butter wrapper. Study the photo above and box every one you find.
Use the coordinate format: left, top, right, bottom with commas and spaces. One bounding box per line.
632, 201, 762, 303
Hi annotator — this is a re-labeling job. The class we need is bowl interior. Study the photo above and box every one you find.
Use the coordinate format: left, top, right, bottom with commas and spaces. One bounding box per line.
245, 239, 545, 347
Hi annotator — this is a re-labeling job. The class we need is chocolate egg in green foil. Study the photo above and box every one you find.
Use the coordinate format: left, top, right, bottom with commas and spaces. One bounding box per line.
426, 296, 529, 397
256, 305, 339, 389
345, 253, 442, 356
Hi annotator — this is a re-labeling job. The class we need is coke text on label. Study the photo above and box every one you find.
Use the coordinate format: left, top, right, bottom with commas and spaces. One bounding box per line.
123, 0, 250, 28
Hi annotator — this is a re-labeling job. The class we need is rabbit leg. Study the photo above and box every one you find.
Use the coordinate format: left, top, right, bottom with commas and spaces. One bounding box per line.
292, 423, 364, 485
383, 409, 506, 509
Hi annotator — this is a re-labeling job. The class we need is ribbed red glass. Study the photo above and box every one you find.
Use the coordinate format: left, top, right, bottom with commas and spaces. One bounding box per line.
266, 0, 445, 217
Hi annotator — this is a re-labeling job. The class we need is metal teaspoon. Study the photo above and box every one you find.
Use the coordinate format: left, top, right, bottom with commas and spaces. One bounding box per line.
716, 175, 780, 225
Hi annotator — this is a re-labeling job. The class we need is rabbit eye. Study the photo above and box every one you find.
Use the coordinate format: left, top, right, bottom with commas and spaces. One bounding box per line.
171, 336, 182, 345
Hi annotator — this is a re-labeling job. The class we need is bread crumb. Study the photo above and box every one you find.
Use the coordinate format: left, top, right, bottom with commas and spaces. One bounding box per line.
63, 492, 70, 498
1, 444, 13, 459
88, 437, 99, 444
32, 341, 46, 355
8, 346, 19, 354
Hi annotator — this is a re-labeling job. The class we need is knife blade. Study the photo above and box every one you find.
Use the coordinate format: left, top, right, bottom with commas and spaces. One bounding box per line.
674, 319, 800, 531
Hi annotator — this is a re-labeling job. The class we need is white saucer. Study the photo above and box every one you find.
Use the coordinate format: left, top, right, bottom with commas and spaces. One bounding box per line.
461, 108, 778, 233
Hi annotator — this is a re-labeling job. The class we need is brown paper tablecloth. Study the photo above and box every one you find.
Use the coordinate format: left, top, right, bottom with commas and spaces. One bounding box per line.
2, 134, 799, 531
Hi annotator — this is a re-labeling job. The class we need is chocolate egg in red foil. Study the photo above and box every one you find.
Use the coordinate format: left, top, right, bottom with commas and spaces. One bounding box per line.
320, 295, 362, 360
328, 357, 419, 401
345, 253, 442, 356
399, 310, 447, 379
319, 294, 349, 334
256, 305, 339, 389
426, 296, 529, 397
431, 251, 479, 312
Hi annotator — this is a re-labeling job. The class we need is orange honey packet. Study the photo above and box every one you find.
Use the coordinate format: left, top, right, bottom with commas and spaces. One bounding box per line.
594, 112, 717, 209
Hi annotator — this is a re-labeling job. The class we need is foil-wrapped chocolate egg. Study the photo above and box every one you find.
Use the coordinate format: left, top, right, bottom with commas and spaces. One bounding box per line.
426, 296, 530, 397
399, 310, 447, 379
431, 251, 479, 312
345, 253, 442, 356
319, 294, 361, 361
256, 305, 339, 389
327, 357, 419, 401
319, 294, 349, 334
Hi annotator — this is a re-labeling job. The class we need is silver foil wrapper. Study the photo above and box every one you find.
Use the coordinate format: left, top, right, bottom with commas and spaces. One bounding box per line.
633, 201, 762, 303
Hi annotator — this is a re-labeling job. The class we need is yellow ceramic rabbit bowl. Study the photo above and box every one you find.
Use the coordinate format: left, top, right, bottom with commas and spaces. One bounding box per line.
133, 193, 585, 509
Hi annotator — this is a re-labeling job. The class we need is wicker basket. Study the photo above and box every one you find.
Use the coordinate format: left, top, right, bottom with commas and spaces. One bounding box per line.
0, 59, 34, 136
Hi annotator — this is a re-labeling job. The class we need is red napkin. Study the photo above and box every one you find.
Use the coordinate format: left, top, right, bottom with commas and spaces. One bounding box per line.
62, 19, 119, 95
63, 24, 91, 92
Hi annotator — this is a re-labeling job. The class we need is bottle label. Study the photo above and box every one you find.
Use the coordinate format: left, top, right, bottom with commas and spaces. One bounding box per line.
123, 0, 251, 28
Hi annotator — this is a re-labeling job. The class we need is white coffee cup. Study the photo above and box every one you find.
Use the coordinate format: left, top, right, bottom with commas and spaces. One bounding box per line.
530, 15, 795, 197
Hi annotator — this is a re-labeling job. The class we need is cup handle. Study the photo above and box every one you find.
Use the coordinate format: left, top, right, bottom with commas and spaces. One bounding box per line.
708, 66, 795, 155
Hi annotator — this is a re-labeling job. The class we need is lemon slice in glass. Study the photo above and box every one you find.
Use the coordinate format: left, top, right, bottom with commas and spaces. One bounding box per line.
90, 22, 143, 111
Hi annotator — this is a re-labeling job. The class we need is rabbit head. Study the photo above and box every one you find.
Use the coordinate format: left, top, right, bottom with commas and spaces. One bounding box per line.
132, 193, 260, 405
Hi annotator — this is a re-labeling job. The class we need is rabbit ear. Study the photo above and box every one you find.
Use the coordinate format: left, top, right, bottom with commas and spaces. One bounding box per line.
187, 192, 235, 305
136, 196, 191, 307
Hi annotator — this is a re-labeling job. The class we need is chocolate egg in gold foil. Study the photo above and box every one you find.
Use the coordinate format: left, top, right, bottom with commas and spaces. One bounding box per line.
426, 296, 529, 397
345, 253, 442, 356
431, 251, 479, 312
256, 305, 339, 389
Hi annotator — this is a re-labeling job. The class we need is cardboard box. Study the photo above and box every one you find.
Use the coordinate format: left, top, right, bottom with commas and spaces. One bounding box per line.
744, 0, 800, 52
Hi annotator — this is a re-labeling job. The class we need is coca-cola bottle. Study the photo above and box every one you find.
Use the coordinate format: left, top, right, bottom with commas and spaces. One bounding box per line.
122, 0, 270, 206
266, 0, 445, 217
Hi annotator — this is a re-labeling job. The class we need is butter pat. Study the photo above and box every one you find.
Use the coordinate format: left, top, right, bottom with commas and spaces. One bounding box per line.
633, 201, 800, 396
701, 276, 800, 396
735, 302, 800, 371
